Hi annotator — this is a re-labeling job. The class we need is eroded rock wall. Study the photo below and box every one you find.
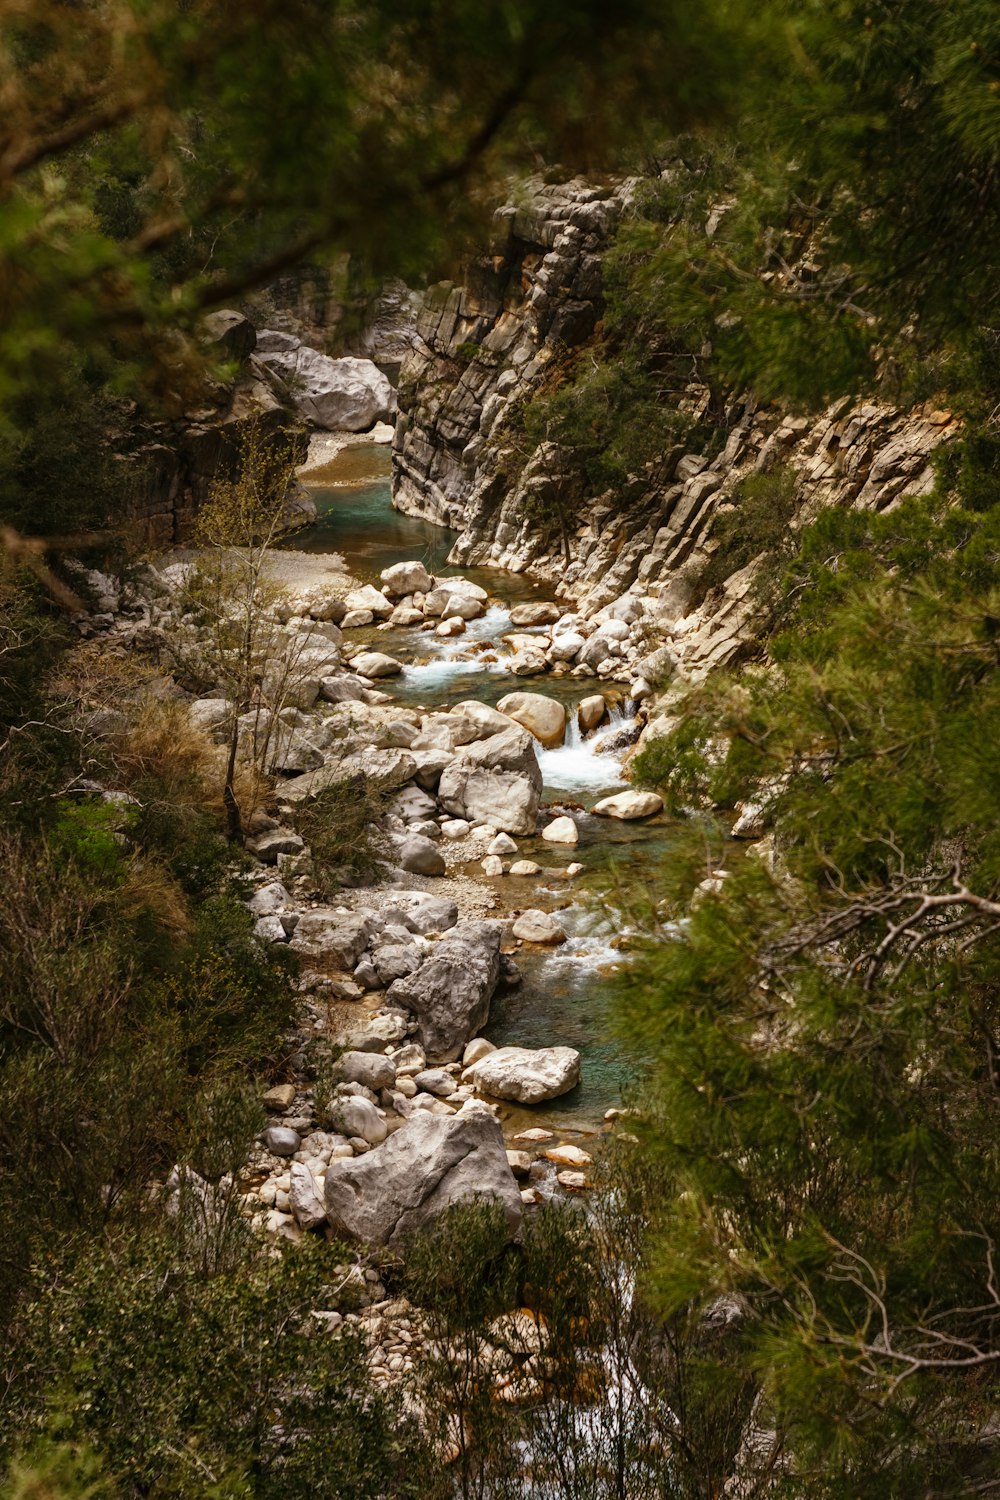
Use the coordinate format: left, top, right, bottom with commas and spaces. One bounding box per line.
393, 178, 959, 682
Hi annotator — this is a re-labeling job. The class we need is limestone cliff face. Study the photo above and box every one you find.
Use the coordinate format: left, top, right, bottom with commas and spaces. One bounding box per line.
393, 178, 959, 682
393, 176, 623, 532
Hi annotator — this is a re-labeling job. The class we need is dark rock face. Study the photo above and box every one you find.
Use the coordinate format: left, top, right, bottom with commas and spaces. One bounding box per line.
393, 177, 620, 540
126, 314, 306, 545
323, 1107, 523, 1248
202, 309, 258, 361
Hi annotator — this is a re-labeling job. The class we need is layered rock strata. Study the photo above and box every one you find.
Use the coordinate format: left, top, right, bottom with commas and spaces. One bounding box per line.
393, 177, 961, 682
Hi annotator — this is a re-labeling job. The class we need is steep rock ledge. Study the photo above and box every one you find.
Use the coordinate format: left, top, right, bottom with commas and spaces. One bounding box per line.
393, 178, 960, 681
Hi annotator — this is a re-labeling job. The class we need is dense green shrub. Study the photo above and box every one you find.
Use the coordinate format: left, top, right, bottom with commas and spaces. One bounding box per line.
291, 773, 390, 891
0, 823, 294, 1322
5, 1231, 432, 1498
687, 462, 800, 604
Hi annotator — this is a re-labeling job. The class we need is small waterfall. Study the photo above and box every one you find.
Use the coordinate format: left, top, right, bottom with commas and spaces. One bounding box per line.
536, 700, 634, 796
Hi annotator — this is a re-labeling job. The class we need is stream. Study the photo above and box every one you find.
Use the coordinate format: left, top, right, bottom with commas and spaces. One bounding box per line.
292, 444, 680, 1135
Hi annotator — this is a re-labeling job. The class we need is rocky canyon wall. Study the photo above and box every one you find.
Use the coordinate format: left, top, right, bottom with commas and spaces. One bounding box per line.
393, 178, 959, 683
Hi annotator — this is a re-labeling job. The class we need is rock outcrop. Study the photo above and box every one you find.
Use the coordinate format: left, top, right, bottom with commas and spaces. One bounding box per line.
392, 177, 961, 684
127, 313, 310, 545
386, 920, 504, 1062
323, 1107, 523, 1248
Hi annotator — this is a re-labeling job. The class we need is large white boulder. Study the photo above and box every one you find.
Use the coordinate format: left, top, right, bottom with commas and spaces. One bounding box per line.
592, 790, 664, 820
328, 1094, 387, 1145
350, 650, 403, 679
344, 584, 392, 618
497, 691, 567, 748
511, 909, 567, 944
290, 911, 374, 968
323, 1107, 522, 1247
434, 576, 487, 601
509, 601, 561, 626
450, 701, 518, 739
386, 920, 503, 1061
468, 1045, 580, 1103
382, 890, 459, 934
255, 337, 395, 431
548, 631, 586, 663
542, 815, 578, 845
380, 560, 433, 596
577, 695, 607, 733
437, 726, 542, 836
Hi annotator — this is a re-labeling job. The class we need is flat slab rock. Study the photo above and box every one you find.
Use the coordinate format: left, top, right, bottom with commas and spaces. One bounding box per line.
468, 1045, 581, 1104
324, 1106, 522, 1248
290, 910, 372, 968
382, 890, 458, 934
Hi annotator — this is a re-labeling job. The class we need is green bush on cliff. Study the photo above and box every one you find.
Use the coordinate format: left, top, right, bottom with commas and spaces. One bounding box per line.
624, 420, 1000, 1489
687, 463, 800, 605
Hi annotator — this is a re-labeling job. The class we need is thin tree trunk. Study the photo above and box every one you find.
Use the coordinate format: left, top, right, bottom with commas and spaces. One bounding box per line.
223, 724, 243, 842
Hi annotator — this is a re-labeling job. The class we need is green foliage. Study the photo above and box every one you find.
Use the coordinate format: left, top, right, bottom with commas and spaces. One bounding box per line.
291, 774, 390, 892
624, 430, 1000, 1487
0, 359, 132, 538
51, 799, 135, 877
521, 351, 696, 501
3, 1434, 113, 1500
0, 0, 739, 549
5, 1232, 430, 1498
0, 825, 294, 1323
689, 463, 800, 603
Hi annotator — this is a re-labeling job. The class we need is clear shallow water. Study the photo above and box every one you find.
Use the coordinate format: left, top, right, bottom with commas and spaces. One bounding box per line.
294, 446, 458, 575
295, 445, 550, 605
290, 443, 674, 1128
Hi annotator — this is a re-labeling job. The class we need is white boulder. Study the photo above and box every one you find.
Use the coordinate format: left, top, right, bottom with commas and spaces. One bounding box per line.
351, 651, 403, 678
592, 790, 663, 820
511, 909, 567, 944
541, 815, 578, 845
468, 1045, 581, 1104
577, 695, 607, 733
381, 560, 434, 596
496, 691, 567, 748
344, 584, 392, 618
323, 1108, 521, 1248
256, 339, 395, 431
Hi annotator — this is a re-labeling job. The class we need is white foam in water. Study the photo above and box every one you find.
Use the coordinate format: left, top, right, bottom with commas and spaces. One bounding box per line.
535, 704, 631, 795
462, 603, 511, 641
535, 905, 626, 971
401, 656, 477, 689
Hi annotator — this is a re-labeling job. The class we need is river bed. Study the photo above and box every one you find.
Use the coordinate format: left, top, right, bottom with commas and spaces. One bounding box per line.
292, 444, 677, 1133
